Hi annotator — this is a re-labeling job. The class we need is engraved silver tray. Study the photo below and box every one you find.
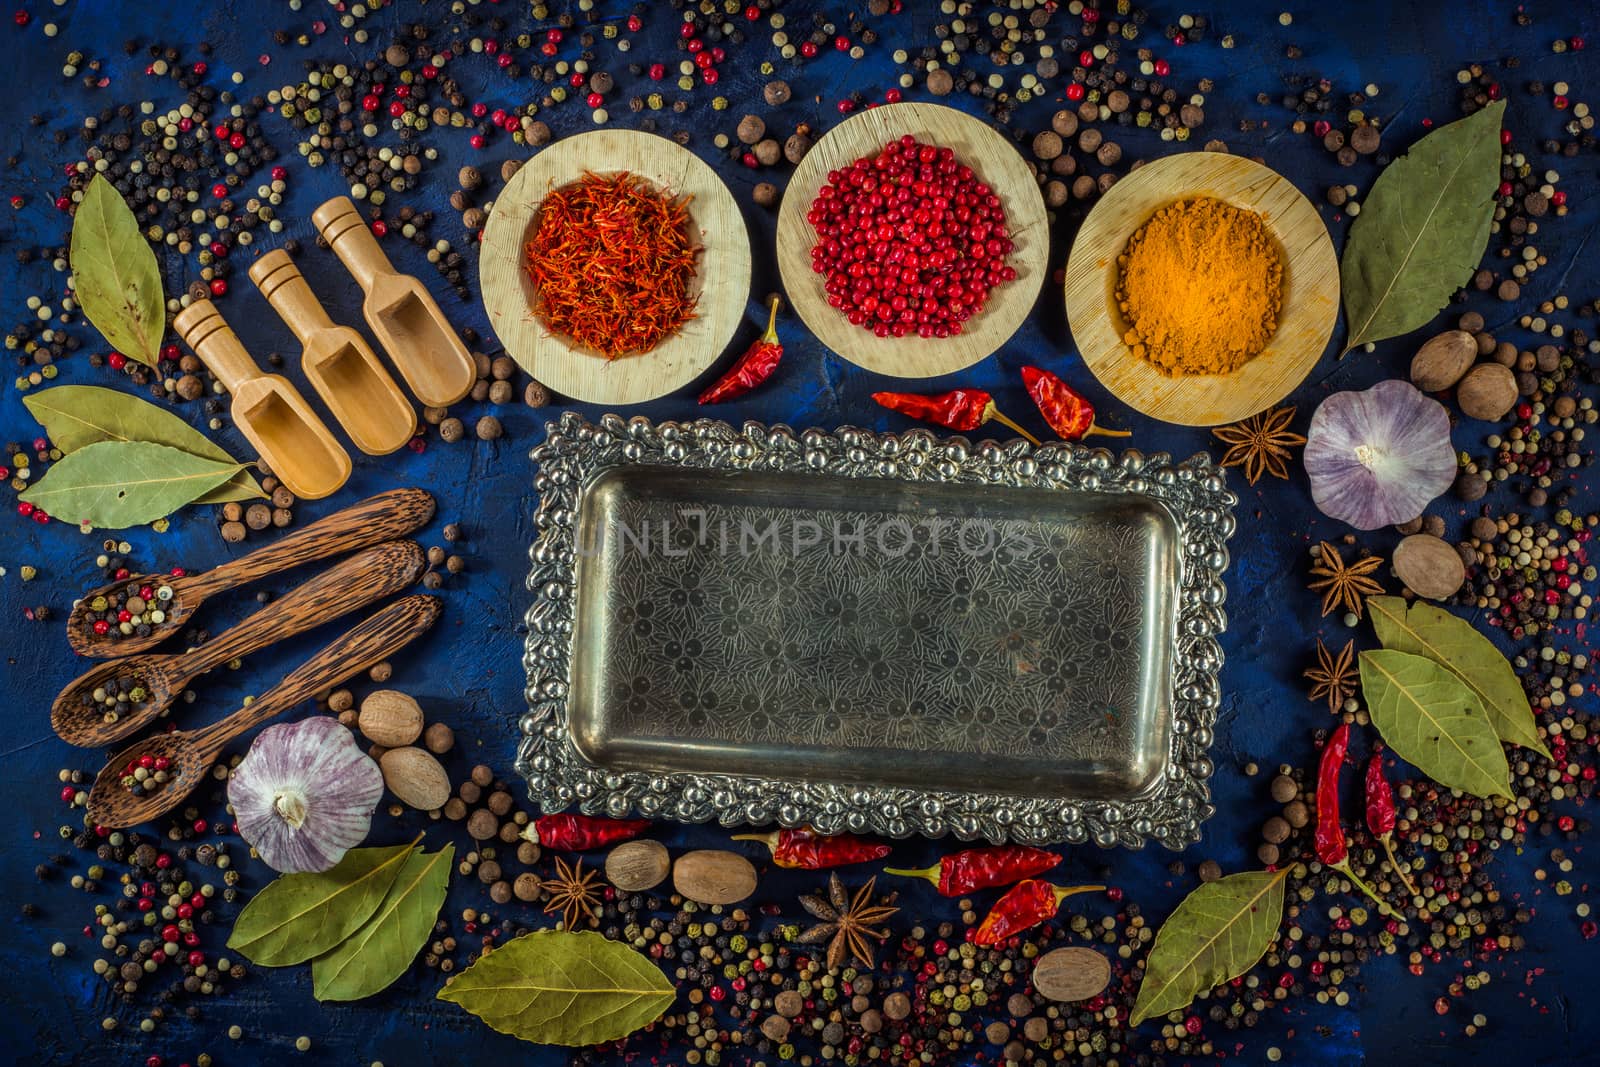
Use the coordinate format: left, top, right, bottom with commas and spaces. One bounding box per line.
518, 413, 1236, 849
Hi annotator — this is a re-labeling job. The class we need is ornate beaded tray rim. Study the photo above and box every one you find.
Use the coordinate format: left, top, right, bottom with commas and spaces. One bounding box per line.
518, 412, 1236, 849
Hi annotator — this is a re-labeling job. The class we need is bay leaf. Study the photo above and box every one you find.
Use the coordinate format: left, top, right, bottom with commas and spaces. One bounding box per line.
70, 174, 165, 367
1340, 101, 1504, 352
24, 385, 263, 503
312, 843, 453, 1002
227, 842, 416, 967
1130, 868, 1288, 1026
1359, 648, 1511, 799
1370, 596, 1550, 760
438, 929, 674, 1047
19, 440, 244, 530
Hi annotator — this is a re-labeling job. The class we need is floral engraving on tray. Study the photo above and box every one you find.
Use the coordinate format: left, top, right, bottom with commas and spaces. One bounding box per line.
518, 413, 1237, 850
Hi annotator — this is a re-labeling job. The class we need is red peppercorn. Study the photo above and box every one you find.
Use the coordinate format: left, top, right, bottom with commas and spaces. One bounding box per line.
744, 4, 760, 19
1501, 128, 1513, 145
1066, 82, 1085, 101
371, 219, 388, 237
885, 88, 903, 103
211, 182, 227, 198
469, 134, 485, 149
1552, 190, 1567, 207
60, 786, 75, 803
14, 10, 30, 25
648, 62, 666, 80
702, 67, 719, 85
586, 92, 604, 108
1154, 58, 1170, 76
800, 40, 818, 58
228, 131, 246, 149
1555, 94, 1570, 109
187, 951, 205, 968
8, 194, 21, 209
626, 14, 642, 32
209, 278, 227, 296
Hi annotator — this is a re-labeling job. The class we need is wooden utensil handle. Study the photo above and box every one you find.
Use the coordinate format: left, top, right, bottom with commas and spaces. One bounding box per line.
181, 541, 425, 673
172, 299, 261, 394
312, 195, 392, 292
249, 249, 334, 341
185, 488, 435, 599
190, 595, 441, 753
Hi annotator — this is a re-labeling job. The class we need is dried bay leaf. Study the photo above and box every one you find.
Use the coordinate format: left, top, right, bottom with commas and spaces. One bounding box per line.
1369, 596, 1550, 760
24, 385, 263, 503
19, 440, 244, 530
70, 174, 166, 367
1359, 648, 1511, 799
311, 843, 452, 1002
1130, 868, 1288, 1026
1340, 101, 1504, 352
438, 929, 674, 1046
227, 841, 416, 967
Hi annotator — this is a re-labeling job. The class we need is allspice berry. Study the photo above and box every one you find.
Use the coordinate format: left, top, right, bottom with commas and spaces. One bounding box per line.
466, 809, 500, 841
1262, 816, 1291, 843
763, 80, 791, 106
525, 380, 550, 407
513, 873, 541, 902
753, 138, 782, 166
458, 165, 482, 190
1269, 774, 1298, 802
926, 68, 954, 95
752, 182, 778, 208
500, 159, 522, 183
784, 132, 813, 164
1095, 141, 1123, 166
526, 121, 552, 146
475, 416, 503, 441
1051, 109, 1079, 138
736, 114, 766, 145
1031, 130, 1063, 160
439, 417, 465, 443
1350, 124, 1381, 154
220, 521, 246, 543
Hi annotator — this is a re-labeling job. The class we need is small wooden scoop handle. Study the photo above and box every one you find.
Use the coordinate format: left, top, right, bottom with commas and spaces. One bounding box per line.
178, 540, 425, 675
183, 488, 436, 600
172, 299, 261, 394
188, 595, 442, 756
312, 195, 392, 292
249, 249, 334, 342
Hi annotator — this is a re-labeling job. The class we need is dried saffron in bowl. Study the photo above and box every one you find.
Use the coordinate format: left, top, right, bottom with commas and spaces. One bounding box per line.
523, 171, 700, 359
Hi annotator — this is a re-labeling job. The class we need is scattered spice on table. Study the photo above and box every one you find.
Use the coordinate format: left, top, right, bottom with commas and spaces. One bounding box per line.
523, 813, 650, 851
872, 388, 1041, 445
972, 880, 1106, 946
1308, 541, 1386, 618
523, 171, 699, 359
698, 294, 784, 404
1304, 636, 1359, 714
1365, 750, 1419, 898
79, 578, 179, 642
81, 673, 152, 727
733, 827, 891, 869
541, 855, 603, 932
1212, 405, 1308, 485
807, 135, 1015, 339
883, 845, 1060, 896
1314, 723, 1397, 918
1116, 196, 1283, 376
1020, 366, 1130, 441
796, 872, 900, 970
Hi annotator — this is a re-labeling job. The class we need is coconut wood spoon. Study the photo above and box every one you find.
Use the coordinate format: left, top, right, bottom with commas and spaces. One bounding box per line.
86, 594, 441, 829
53, 540, 425, 748
66, 487, 435, 658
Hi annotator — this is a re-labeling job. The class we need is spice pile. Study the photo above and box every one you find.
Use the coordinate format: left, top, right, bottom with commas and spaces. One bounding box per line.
523, 171, 700, 359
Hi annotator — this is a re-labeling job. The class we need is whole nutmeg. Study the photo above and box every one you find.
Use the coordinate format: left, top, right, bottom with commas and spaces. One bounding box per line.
752, 181, 779, 208
1393, 533, 1466, 601
1457, 362, 1518, 421
736, 114, 766, 145
763, 80, 791, 106
753, 138, 782, 166
1409, 330, 1477, 392
671, 849, 757, 905
379, 747, 451, 811
1031, 130, 1063, 161
358, 690, 424, 747
605, 839, 671, 892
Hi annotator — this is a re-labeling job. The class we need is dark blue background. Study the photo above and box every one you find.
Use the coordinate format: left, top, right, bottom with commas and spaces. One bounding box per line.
3, 1, 1597, 1064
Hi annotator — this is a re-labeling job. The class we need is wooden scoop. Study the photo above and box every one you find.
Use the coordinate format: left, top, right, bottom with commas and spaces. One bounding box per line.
173, 298, 351, 500
67, 487, 436, 658
312, 196, 475, 407
85, 594, 442, 829
249, 249, 416, 456
53, 540, 425, 747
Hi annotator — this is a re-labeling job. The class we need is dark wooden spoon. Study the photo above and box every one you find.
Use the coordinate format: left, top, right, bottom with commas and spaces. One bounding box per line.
53, 540, 425, 748
86, 594, 442, 829
66, 487, 435, 658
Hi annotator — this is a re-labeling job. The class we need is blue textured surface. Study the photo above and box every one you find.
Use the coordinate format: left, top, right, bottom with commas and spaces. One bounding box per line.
3, 1, 1599, 1064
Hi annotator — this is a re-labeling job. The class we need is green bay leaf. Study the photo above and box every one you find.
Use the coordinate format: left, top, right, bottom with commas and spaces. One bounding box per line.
227, 842, 416, 967
24, 385, 263, 503
19, 440, 243, 530
1359, 648, 1511, 799
1130, 868, 1288, 1027
438, 929, 675, 1047
1340, 101, 1504, 352
1370, 596, 1550, 760
312, 843, 452, 1002
70, 174, 166, 367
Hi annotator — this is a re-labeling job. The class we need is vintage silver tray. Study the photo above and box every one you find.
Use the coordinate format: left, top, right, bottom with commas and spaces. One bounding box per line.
518, 413, 1236, 849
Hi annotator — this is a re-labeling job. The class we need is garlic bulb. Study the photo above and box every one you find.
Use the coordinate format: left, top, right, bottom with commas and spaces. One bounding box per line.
1304, 379, 1456, 531
228, 716, 384, 873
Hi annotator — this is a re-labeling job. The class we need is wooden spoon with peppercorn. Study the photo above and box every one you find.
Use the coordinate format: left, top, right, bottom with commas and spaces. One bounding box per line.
86, 595, 442, 830
66, 487, 436, 658
53, 541, 425, 748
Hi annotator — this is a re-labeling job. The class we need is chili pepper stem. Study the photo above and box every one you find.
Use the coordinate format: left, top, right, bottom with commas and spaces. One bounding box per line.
1084, 422, 1132, 439
1332, 859, 1398, 919
881, 864, 941, 887
758, 294, 781, 344
1378, 833, 1419, 898
1052, 883, 1106, 904
731, 831, 778, 852
982, 404, 1042, 446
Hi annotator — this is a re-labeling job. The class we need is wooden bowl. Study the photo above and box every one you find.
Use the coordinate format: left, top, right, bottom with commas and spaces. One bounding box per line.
777, 102, 1048, 379
480, 129, 750, 406
1062, 152, 1338, 427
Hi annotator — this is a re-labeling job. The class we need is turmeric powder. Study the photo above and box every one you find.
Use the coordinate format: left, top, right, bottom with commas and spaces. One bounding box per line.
1114, 196, 1283, 377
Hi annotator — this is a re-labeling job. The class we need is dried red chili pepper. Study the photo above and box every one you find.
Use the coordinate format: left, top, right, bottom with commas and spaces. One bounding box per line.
699, 295, 784, 404
872, 389, 1041, 445
522, 814, 650, 851
731, 827, 891, 869
971, 879, 1105, 945
1315, 724, 1397, 917
883, 846, 1061, 897
1020, 366, 1130, 442
1365, 750, 1419, 898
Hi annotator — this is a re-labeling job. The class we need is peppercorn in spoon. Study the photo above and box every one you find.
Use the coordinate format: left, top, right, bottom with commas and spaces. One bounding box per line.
66, 488, 435, 657
53, 540, 425, 747
85, 594, 442, 830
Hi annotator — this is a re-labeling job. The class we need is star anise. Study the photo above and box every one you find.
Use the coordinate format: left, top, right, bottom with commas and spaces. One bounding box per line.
542, 856, 600, 931
1308, 541, 1385, 618
796, 873, 899, 971
1211, 406, 1307, 486
1305, 636, 1358, 713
